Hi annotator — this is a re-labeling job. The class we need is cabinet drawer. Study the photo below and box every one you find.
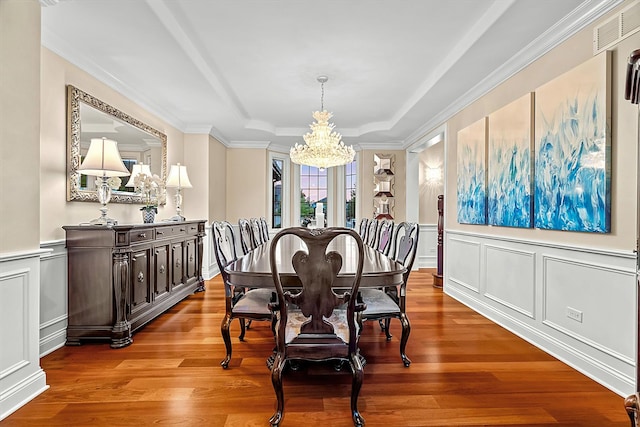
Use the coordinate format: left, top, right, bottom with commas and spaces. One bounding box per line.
130, 229, 154, 243
155, 225, 187, 239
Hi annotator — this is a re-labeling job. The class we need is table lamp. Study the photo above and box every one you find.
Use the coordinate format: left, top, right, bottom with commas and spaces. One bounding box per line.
124, 163, 152, 188
165, 163, 192, 221
78, 137, 130, 226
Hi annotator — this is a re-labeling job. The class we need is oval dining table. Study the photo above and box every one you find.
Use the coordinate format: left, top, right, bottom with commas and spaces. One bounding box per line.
224, 233, 406, 290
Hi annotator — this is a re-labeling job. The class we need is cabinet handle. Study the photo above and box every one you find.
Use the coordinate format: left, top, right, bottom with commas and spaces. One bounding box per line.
138, 233, 146, 238
175, 259, 181, 268
137, 271, 144, 283
189, 255, 194, 262
180, 228, 186, 232
157, 231, 164, 235
159, 265, 165, 274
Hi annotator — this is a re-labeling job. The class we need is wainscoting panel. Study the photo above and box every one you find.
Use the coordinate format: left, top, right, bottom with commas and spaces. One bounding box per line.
0, 250, 48, 421
39, 241, 67, 356
418, 224, 437, 268
444, 230, 637, 397
484, 244, 535, 318
542, 255, 636, 364
447, 237, 481, 292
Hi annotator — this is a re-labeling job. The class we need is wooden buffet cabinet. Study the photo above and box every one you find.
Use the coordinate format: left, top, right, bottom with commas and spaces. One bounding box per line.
63, 220, 205, 348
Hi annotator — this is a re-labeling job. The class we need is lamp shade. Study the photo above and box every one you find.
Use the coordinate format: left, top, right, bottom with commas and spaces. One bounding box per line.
125, 163, 152, 187
165, 163, 192, 188
78, 138, 130, 177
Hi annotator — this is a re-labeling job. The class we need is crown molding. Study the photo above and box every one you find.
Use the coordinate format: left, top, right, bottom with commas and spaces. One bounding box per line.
227, 140, 271, 149
402, 0, 624, 149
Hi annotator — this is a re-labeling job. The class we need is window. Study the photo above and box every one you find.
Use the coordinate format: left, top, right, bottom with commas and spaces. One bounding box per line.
345, 160, 357, 228
299, 165, 327, 227
272, 158, 283, 228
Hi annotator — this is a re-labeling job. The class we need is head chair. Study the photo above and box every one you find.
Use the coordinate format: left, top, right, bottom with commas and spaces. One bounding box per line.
268, 227, 366, 427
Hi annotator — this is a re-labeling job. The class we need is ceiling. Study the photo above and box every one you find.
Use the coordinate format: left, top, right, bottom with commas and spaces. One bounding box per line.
41, 0, 620, 151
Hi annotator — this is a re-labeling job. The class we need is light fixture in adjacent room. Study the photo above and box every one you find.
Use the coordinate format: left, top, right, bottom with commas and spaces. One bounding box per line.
290, 76, 355, 171
78, 137, 130, 226
165, 163, 193, 221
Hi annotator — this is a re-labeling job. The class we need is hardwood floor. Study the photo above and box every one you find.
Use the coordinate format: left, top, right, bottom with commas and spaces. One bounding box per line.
4, 269, 628, 426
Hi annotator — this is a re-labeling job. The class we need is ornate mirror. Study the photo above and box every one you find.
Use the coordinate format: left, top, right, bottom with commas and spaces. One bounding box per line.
66, 84, 167, 204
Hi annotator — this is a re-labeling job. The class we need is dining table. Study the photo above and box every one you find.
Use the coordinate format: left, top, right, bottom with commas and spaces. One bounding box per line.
224, 233, 406, 290
224, 231, 407, 369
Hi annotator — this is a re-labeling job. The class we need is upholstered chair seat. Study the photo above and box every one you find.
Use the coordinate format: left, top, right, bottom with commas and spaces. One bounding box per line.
233, 288, 274, 315
283, 309, 359, 344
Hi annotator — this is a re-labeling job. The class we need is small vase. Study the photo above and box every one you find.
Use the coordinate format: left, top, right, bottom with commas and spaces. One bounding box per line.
142, 209, 155, 224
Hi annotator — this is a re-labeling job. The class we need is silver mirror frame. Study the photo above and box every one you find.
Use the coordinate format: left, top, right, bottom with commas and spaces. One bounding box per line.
66, 84, 167, 204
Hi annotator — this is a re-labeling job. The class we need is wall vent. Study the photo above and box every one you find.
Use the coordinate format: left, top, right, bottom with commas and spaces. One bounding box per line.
594, 0, 640, 54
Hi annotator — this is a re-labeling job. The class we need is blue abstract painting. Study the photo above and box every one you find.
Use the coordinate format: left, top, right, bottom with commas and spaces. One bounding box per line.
488, 94, 533, 228
457, 117, 487, 225
534, 53, 611, 233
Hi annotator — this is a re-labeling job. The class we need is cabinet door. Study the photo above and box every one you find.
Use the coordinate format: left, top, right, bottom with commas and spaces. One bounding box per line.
171, 242, 184, 290
154, 244, 170, 300
185, 237, 198, 284
130, 249, 152, 316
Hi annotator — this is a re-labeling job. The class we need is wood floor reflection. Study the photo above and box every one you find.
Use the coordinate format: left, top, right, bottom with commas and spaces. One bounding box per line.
4, 269, 628, 426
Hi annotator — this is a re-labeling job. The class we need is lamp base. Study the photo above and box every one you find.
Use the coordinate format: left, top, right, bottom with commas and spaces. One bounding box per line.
81, 206, 118, 226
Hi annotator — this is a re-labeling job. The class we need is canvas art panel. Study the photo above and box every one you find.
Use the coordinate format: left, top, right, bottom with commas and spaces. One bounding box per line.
487, 93, 534, 228
457, 117, 487, 225
534, 52, 611, 233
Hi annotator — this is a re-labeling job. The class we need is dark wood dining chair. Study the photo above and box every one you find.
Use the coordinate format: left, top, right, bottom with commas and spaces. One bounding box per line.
357, 218, 368, 240
260, 216, 270, 242
212, 221, 274, 369
250, 217, 264, 246
376, 219, 394, 255
359, 221, 419, 367
238, 218, 257, 254
366, 218, 378, 248
268, 227, 367, 427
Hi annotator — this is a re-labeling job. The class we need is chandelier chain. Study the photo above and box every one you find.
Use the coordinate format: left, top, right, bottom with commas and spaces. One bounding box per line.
320, 81, 324, 111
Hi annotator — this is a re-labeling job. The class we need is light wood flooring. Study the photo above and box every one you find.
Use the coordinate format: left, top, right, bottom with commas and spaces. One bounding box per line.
3, 269, 629, 426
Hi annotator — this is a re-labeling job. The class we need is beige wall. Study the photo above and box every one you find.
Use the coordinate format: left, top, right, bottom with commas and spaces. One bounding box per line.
359, 149, 406, 222
419, 142, 444, 224
1, 0, 41, 253
208, 136, 227, 222
40, 48, 187, 241
226, 148, 267, 221
443, 2, 638, 251
183, 134, 209, 222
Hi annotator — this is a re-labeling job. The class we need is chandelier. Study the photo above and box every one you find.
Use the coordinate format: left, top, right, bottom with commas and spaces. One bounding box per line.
290, 76, 355, 170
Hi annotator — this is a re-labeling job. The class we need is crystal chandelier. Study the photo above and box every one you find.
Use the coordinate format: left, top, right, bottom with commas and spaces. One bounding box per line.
290, 76, 355, 171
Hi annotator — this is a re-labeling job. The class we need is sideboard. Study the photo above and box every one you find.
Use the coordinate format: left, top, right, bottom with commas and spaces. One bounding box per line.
63, 220, 205, 348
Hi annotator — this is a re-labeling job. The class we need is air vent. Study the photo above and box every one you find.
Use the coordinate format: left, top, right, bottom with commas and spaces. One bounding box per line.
594, 0, 640, 54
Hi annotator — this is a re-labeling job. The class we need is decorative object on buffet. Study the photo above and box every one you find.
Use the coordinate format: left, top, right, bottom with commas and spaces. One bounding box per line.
165, 163, 193, 221
133, 172, 165, 223
77, 137, 130, 226
290, 76, 355, 170
315, 202, 325, 228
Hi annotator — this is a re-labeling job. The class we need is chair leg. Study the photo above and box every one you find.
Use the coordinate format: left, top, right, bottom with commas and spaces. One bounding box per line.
625, 393, 639, 427
399, 312, 412, 367
220, 314, 233, 368
349, 352, 365, 427
238, 318, 247, 341
246, 319, 253, 329
384, 318, 392, 341
269, 353, 286, 427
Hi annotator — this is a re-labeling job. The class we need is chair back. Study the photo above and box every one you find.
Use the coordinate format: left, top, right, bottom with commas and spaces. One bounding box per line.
269, 227, 365, 358
366, 219, 378, 247
238, 218, 256, 253
376, 219, 394, 255
260, 217, 270, 242
357, 218, 368, 239
250, 217, 264, 246
392, 222, 420, 282
212, 221, 238, 284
